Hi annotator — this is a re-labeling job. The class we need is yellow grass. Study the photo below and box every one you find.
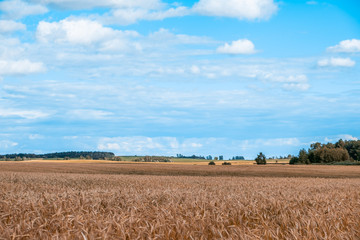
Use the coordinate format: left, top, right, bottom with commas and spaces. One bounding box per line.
26, 159, 256, 165
1, 162, 359, 239
28, 159, 118, 164
0, 171, 359, 239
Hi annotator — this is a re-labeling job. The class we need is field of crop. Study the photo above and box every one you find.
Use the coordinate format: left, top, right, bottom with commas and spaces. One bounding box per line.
0, 162, 359, 239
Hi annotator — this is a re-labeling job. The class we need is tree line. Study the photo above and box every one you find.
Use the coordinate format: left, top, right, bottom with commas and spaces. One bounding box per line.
290, 139, 360, 164
0, 151, 115, 160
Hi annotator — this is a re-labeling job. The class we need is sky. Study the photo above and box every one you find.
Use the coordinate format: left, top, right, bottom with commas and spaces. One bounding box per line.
0, 0, 359, 159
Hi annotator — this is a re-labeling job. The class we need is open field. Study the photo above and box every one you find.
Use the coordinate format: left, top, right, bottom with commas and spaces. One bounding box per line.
26, 159, 256, 165
1, 162, 360, 239
6, 156, 290, 165
112, 156, 290, 164
1, 161, 360, 178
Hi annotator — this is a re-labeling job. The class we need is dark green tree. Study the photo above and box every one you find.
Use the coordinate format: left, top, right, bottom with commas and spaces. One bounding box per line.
298, 149, 310, 164
255, 152, 266, 165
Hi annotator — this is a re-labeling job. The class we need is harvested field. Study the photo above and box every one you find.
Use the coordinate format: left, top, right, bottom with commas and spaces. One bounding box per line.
0, 163, 360, 239
1, 161, 360, 178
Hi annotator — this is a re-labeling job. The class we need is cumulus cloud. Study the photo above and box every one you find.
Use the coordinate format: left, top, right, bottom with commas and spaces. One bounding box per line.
0, 0, 48, 19
318, 57, 355, 67
327, 39, 360, 53
37, 19, 119, 44
0, 20, 26, 33
217, 39, 256, 54
36, 18, 139, 51
0, 59, 46, 75
193, 0, 278, 20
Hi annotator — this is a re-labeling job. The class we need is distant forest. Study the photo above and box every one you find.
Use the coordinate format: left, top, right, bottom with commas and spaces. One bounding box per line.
0, 151, 115, 160
290, 139, 360, 164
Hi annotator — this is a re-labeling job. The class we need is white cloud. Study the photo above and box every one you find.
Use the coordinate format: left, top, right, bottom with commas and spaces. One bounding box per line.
260, 138, 301, 146
282, 82, 310, 91
36, 19, 140, 51
0, 0, 48, 19
0, 59, 46, 75
0, 20, 26, 33
101, 6, 189, 25
67, 109, 113, 120
97, 136, 205, 155
262, 73, 310, 91
217, 39, 256, 54
37, 19, 121, 45
30, 0, 188, 25
193, 0, 278, 20
327, 39, 360, 53
190, 65, 201, 74
145, 6, 189, 20
324, 134, 358, 142
148, 28, 211, 45
29, 134, 44, 140
0, 109, 49, 119
338, 134, 358, 141
98, 136, 169, 153
32, 0, 162, 10
318, 57, 355, 67
97, 136, 303, 158
0, 140, 18, 149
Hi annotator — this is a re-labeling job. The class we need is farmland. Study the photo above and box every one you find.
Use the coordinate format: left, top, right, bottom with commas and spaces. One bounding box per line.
0, 162, 360, 239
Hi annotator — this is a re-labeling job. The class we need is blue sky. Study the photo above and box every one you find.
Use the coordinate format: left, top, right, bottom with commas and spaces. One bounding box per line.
0, 0, 359, 159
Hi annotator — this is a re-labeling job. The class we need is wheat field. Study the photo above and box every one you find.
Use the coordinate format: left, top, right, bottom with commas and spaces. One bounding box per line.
0, 163, 360, 239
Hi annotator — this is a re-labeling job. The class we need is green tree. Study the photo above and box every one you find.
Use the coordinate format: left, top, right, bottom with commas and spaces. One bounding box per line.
298, 149, 310, 164
255, 152, 266, 165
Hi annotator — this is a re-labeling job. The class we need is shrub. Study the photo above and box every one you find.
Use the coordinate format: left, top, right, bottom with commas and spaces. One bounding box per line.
255, 152, 266, 165
208, 161, 216, 165
289, 156, 299, 165
222, 162, 231, 165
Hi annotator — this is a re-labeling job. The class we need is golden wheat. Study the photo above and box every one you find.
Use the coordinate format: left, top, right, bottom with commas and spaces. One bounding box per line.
0, 166, 359, 239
